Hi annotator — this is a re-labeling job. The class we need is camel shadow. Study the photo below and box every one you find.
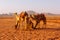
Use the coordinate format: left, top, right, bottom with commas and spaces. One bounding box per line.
32, 28, 60, 30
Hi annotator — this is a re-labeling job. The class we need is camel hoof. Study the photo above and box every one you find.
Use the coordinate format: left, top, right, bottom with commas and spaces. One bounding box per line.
32, 27, 36, 29
15, 25, 17, 29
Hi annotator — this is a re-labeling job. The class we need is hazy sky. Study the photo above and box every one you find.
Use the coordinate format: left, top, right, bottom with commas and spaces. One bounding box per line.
0, 0, 60, 14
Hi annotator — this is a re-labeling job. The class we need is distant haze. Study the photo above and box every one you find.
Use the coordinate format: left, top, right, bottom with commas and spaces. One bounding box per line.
0, 0, 60, 14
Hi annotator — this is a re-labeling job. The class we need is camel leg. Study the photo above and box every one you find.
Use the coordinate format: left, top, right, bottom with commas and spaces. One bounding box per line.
15, 21, 19, 29
34, 21, 39, 29
43, 20, 46, 28
30, 21, 34, 29
15, 23, 18, 29
24, 17, 28, 30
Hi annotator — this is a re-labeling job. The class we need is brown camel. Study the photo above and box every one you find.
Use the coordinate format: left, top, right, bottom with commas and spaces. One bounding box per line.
19, 11, 34, 30
30, 13, 46, 29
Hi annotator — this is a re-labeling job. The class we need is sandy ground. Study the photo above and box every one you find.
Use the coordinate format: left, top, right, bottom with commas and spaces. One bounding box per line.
0, 16, 60, 40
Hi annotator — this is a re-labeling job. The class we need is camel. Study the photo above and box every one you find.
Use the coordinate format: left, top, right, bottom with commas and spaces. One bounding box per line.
14, 13, 20, 29
19, 11, 34, 30
19, 11, 28, 28
30, 13, 46, 29
14, 11, 28, 29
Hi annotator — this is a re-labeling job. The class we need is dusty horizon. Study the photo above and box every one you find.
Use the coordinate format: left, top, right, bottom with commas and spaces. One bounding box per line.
0, 0, 60, 14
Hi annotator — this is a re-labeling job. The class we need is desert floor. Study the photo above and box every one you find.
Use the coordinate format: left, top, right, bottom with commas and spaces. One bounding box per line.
0, 16, 60, 40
